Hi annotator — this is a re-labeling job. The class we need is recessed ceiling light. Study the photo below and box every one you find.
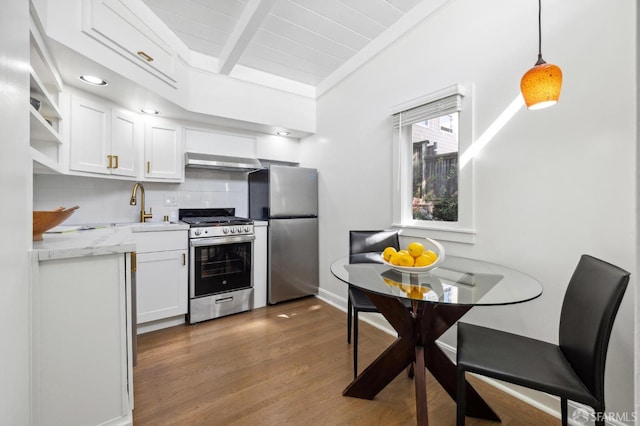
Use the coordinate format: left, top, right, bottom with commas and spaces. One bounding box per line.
276, 131, 290, 136
140, 108, 159, 115
79, 75, 108, 86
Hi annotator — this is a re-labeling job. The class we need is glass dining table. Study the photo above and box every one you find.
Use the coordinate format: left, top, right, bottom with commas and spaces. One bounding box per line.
331, 253, 543, 426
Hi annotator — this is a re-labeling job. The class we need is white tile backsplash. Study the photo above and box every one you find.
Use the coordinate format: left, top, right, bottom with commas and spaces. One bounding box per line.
33, 168, 249, 225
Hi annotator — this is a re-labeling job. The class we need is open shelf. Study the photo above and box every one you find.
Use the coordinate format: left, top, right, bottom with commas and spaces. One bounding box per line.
29, 10, 64, 175
30, 68, 62, 120
29, 16, 63, 93
31, 147, 61, 174
30, 106, 62, 144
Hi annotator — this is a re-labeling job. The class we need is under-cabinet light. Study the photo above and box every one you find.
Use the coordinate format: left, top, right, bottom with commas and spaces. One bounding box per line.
140, 108, 159, 115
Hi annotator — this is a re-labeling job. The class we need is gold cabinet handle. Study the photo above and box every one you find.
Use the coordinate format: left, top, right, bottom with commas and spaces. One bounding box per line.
147, 161, 151, 174
131, 252, 137, 273
137, 51, 154, 62
182, 253, 186, 266
107, 154, 113, 169
114, 155, 119, 169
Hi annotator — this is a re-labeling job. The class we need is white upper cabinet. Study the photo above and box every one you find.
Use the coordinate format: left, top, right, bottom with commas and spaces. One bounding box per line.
69, 94, 110, 174
82, 0, 178, 88
67, 89, 187, 182
256, 134, 300, 164
184, 127, 257, 158
111, 108, 140, 177
69, 93, 141, 178
144, 117, 183, 182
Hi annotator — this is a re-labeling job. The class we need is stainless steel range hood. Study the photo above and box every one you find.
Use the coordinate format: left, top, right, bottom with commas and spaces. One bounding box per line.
185, 152, 262, 172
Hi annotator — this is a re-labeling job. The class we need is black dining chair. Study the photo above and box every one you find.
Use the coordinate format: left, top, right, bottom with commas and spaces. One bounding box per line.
348, 230, 412, 378
455, 254, 630, 426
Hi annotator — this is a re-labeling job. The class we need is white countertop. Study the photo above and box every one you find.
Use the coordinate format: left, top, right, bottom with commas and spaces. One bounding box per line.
33, 222, 188, 261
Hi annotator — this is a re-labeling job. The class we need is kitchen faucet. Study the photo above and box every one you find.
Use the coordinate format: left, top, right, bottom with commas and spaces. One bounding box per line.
130, 182, 153, 222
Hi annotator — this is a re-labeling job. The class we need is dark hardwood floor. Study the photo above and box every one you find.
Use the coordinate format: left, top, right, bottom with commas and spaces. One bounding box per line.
133, 297, 558, 425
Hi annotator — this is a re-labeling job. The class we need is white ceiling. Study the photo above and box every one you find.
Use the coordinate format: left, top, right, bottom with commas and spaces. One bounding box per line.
141, 0, 423, 86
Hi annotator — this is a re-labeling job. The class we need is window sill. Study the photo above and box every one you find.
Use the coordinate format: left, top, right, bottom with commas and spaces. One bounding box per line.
391, 222, 476, 244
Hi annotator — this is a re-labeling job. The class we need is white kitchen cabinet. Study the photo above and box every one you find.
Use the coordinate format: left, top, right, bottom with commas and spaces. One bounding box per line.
69, 93, 141, 177
30, 14, 64, 173
134, 229, 188, 327
110, 108, 140, 177
31, 252, 133, 426
184, 127, 257, 158
82, 0, 178, 88
144, 117, 183, 181
69, 94, 109, 174
256, 134, 300, 164
254, 222, 268, 309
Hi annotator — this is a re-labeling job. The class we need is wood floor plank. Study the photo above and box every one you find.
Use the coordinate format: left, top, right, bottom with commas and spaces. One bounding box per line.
133, 297, 559, 425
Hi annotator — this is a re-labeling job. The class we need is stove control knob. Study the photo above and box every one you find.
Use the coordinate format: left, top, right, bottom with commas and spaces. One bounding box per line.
230, 227, 235, 234
236, 226, 242, 233
223, 227, 229, 234
244, 226, 250, 233
194, 229, 202, 236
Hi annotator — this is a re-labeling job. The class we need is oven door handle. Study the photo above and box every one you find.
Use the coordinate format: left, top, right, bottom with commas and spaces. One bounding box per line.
190, 235, 255, 247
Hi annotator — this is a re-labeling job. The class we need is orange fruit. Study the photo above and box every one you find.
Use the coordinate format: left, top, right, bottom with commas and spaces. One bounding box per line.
382, 246, 397, 261
398, 253, 415, 267
424, 250, 438, 262
389, 252, 402, 265
407, 242, 425, 258
415, 254, 436, 267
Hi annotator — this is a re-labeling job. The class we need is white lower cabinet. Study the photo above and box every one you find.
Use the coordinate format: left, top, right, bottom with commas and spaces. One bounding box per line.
137, 249, 188, 323
31, 252, 133, 426
134, 229, 188, 326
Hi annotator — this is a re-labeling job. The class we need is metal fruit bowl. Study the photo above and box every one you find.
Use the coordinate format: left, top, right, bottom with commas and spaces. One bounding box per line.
33, 206, 79, 241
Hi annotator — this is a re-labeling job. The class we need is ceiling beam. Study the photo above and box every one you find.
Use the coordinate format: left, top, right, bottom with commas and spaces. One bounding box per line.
218, 0, 277, 75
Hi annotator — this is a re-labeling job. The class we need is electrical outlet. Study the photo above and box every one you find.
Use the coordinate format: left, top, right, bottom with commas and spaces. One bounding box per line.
164, 193, 177, 206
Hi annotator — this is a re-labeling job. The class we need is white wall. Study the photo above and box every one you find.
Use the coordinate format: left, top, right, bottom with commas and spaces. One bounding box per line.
34, 169, 249, 225
300, 0, 637, 421
0, 0, 32, 424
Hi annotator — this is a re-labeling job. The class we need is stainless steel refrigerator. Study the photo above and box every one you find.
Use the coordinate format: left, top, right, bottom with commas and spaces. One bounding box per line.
248, 165, 319, 304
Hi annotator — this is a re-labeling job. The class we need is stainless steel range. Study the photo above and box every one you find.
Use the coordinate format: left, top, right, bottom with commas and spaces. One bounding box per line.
179, 208, 254, 324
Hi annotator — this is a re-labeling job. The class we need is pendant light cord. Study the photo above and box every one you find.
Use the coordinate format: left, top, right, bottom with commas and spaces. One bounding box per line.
535, 0, 546, 65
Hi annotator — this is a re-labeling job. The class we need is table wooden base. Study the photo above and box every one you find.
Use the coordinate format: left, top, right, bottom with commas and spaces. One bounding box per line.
343, 290, 500, 425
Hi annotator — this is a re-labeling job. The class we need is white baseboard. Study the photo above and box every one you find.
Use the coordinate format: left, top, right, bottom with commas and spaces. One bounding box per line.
137, 315, 186, 334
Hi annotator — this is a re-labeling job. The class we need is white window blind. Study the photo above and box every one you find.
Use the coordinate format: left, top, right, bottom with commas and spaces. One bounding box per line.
392, 93, 463, 128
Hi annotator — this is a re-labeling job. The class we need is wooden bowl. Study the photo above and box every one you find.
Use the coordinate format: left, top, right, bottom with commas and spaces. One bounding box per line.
33, 206, 79, 241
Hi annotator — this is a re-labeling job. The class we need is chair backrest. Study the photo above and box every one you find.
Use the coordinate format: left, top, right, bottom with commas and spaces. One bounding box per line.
559, 254, 630, 402
349, 230, 400, 255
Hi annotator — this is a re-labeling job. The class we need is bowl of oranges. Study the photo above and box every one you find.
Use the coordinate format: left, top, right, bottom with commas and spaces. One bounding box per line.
381, 238, 445, 273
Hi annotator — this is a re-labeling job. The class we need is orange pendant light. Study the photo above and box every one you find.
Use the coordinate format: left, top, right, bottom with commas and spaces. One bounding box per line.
520, 0, 562, 110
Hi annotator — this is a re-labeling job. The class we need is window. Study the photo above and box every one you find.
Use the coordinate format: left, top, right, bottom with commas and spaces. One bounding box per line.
391, 84, 474, 243
411, 114, 459, 222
